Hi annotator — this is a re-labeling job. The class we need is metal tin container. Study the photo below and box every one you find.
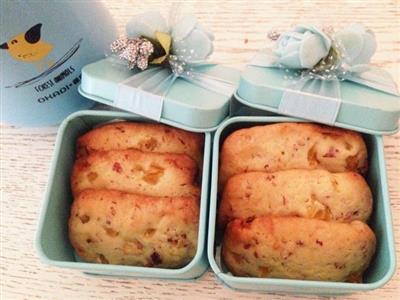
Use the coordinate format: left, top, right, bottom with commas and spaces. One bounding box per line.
207, 116, 396, 295
36, 110, 210, 279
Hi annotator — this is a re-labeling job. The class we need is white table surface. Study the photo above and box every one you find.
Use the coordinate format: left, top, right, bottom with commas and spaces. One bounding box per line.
1, 1, 399, 299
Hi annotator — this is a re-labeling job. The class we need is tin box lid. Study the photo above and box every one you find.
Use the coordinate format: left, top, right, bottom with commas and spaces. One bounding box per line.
79, 58, 240, 132
1, 1, 116, 127
236, 65, 400, 135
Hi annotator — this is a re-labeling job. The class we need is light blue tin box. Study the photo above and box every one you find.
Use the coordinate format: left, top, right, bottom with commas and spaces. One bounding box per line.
78, 58, 240, 132
207, 116, 396, 295
235, 65, 400, 135
36, 110, 211, 279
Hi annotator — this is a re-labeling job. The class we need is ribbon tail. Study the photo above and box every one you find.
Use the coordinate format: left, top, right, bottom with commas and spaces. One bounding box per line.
152, 73, 178, 96
185, 61, 217, 68
182, 69, 235, 96
249, 48, 280, 67
119, 67, 163, 86
137, 68, 173, 92
347, 66, 399, 96
279, 77, 341, 125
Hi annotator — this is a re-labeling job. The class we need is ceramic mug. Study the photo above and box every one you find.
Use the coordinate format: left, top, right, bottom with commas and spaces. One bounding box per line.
0, 0, 116, 126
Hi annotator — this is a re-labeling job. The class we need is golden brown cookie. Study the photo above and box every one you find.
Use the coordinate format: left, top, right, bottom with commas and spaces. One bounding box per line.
69, 189, 199, 268
219, 123, 368, 187
77, 122, 204, 166
222, 216, 376, 282
71, 149, 200, 198
218, 169, 372, 228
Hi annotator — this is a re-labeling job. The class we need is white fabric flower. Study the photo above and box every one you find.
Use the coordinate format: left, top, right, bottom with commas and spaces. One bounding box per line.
126, 11, 168, 40
335, 23, 376, 66
126, 12, 214, 63
171, 15, 214, 62
274, 25, 331, 69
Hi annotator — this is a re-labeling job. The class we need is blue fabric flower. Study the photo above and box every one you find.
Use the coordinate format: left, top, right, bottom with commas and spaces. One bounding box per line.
126, 12, 214, 63
334, 23, 376, 66
126, 11, 168, 40
274, 25, 331, 69
171, 15, 214, 62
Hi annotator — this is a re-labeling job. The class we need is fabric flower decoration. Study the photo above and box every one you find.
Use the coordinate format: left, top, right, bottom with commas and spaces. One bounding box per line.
125, 12, 214, 64
126, 11, 169, 41
126, 11, 171, 64
171, 15, 214, 62
274, 25, 331, 69
334, 23, 376, 66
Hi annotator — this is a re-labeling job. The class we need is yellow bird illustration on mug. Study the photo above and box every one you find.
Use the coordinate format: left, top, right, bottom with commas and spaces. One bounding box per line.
1, 23, 54, 70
